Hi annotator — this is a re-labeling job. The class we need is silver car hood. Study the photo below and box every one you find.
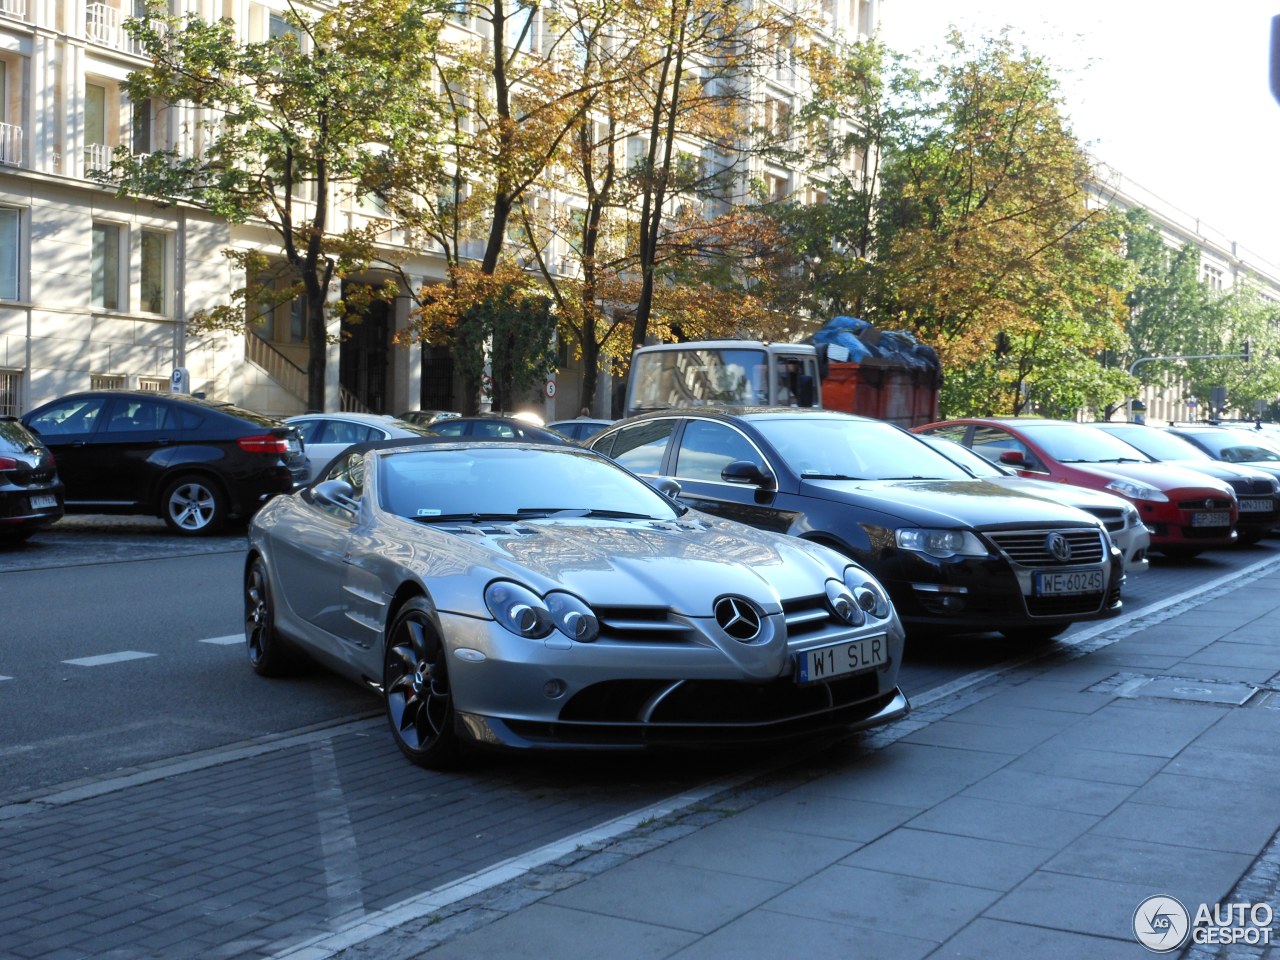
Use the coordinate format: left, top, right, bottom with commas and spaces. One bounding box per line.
387, 512, 843, 617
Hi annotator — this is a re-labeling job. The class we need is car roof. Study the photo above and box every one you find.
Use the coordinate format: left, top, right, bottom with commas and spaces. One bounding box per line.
617, 406, 877, 424
287, 412, 400, 424
309, 434, 580, 484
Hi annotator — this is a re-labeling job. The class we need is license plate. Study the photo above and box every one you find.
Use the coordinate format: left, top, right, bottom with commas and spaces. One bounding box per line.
796, 635, 888, 683
29, 495, 59, 509
1191, 511, 1230, 527
1034, 568, 1103, 596
1239, 499, 1273, 513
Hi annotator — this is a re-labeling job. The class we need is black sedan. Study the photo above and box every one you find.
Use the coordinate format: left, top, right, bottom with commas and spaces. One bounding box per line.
22, 390, 308, 535
427, 416, 569, 444
0, 416, 64, 542
590, 408, 1124, 642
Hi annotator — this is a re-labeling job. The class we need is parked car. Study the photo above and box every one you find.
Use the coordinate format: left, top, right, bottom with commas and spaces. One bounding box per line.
245, 436, 909, 767
0, 416, 65, 543
1089, 422, 1279, 544
918, 433, 1150, 574
1165, 423, 1280, 480
589, 408, 1124, 642
22, 390, 308, 535
427, 415, 569, 444
398, 409, 461, 426
914, 417, 1239, 559
285, 412, 436, 482
547, 418, 615, 443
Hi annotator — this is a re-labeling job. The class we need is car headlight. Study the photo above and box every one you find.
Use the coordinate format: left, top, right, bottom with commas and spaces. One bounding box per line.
1124, 504, 1142, 527
485, 581, 553, 639
895, 528, 987, 559
1105, 479, 1168, 503
546, 591, 600, 642
843, 567, 891, 619
825, 579, 865, 626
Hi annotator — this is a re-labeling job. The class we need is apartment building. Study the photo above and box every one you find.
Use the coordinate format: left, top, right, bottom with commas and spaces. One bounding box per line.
0, 0, 879, 419
1091, 161, 1280, 423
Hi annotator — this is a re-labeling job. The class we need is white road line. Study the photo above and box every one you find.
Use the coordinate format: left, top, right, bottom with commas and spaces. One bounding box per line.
62, 651, 157, 667
0, 676, 11, 682
199, 635, 243, 646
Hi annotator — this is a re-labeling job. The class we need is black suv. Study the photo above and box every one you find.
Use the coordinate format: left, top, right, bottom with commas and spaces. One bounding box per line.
0, 416, 64, 542
21, 391, 307, 535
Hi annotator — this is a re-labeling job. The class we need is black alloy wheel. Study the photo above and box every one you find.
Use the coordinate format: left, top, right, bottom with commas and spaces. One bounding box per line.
245, 556, 293, 676
384, 598, 459, 768
162, 474, 227, 535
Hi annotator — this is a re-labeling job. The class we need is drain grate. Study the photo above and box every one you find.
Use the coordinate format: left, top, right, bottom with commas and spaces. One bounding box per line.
1091, 672, 1262, 706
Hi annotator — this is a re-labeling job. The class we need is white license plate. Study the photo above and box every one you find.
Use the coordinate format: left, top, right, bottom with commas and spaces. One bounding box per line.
29, 495, 59, 509
1239, 499, 1274, 513
796, 635, 888, 683
1191, 511, 1231, 527
1034, 568, 1103, 596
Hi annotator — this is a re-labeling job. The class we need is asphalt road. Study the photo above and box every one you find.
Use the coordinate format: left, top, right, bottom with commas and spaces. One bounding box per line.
2, 514, 1274, 800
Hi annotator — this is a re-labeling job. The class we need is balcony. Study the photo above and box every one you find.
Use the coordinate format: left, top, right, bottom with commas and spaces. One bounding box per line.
0, 123, 22, 167
85, 3, 146, 55
0, 0, 28, 22
84, 142, 114, 177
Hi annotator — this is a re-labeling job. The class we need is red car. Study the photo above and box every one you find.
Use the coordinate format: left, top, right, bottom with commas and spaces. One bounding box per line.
914, 418, 1239, 559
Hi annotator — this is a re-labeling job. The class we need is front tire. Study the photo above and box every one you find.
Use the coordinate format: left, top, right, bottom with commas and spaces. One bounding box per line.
384, 598, 460, 769
245, 557, 294, 676
162, 474, 227, 536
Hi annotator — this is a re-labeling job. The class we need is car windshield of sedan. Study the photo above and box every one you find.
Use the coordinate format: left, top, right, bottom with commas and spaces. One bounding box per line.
754, 418, 972, 480
377, 446, 683, 521
1020, 424, 1154, 464
1101, 427, 1209, 461
1186, 432, 1280, 463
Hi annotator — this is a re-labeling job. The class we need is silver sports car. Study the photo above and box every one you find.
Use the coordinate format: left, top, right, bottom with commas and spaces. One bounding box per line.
245, 438, 909, 767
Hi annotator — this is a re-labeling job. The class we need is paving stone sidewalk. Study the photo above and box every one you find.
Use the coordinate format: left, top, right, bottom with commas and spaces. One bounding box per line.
306, 564, 1280, 960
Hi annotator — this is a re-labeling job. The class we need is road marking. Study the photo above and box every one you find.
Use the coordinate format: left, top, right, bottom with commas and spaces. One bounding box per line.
62, 651, 157, 667
0, 676, 11, 682
310, 741, 367, 926
199, 634, 243, 646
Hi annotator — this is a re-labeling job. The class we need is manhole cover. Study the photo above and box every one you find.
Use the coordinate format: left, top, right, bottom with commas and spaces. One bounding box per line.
1125, 676, 1259, 706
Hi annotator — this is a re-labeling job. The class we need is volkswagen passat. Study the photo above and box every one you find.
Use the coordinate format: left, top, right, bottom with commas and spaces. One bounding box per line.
245, 437, 908, 767
590, 409, 1125, 643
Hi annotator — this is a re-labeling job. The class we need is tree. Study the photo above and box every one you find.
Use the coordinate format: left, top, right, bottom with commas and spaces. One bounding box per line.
113, 0, 445, 411
867, 34, 1130, 416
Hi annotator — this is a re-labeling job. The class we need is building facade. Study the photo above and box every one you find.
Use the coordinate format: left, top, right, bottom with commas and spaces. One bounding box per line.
1, 0, 880, 420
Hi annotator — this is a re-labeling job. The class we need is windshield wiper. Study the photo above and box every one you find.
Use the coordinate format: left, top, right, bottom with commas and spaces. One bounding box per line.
411, 512, 527, 524
519, 507, 660, 520
801, 473, 866, 480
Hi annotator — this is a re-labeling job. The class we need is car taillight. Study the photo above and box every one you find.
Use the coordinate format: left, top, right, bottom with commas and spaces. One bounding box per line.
237, 434, 289, 454
0, 456, 16, 471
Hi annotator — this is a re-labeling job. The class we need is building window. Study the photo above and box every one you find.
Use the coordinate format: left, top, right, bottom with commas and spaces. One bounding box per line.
140, 229, 166, 313
0, 207, 18, 300
0, 369, 20, 417
269, 12, 298, 40
90, 374, 126, 390
1202, 264, 1225, 291
132, 97, 153, 155
92, 222, 121, 310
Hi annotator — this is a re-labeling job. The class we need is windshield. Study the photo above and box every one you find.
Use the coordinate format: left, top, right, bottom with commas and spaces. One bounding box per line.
628, 347, 768, 411
1100, 426, 1209, 461
919, 435, 1005, 477
1183, 430, 1280, 463
1020, 424, 1154, 464
377, 446, 682, 520
754, 417, 972, 481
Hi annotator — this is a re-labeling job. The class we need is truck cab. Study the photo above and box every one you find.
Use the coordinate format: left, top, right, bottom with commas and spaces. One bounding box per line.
625, 341, 822, 417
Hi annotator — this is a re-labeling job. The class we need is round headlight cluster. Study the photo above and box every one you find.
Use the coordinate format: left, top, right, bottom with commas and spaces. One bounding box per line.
843, 567, 891, 619
825, 579, 865, 626
485, 581, 599, 642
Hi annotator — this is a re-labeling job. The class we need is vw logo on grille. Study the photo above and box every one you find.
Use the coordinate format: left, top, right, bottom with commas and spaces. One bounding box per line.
1045, 532, 1072, 562
714, 596, 762, 642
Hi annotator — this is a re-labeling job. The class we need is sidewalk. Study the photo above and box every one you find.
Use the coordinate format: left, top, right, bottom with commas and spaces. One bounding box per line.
310, 561, 1280, 960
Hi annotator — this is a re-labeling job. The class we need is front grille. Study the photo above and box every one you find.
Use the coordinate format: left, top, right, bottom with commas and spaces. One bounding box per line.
595, 607, 693, 644
780, 593, 839, 640
1228, 478, 1274, 496
1080, 506, 1127, 533
1177, 497, 1233, 511
986, 528, 1106, 566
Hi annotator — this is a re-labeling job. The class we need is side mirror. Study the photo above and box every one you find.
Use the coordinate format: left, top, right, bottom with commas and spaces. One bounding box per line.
312, 478, 358, 514
722, 460, 776, 490
650, 476, 682, 499
997, 450, 1030, 468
